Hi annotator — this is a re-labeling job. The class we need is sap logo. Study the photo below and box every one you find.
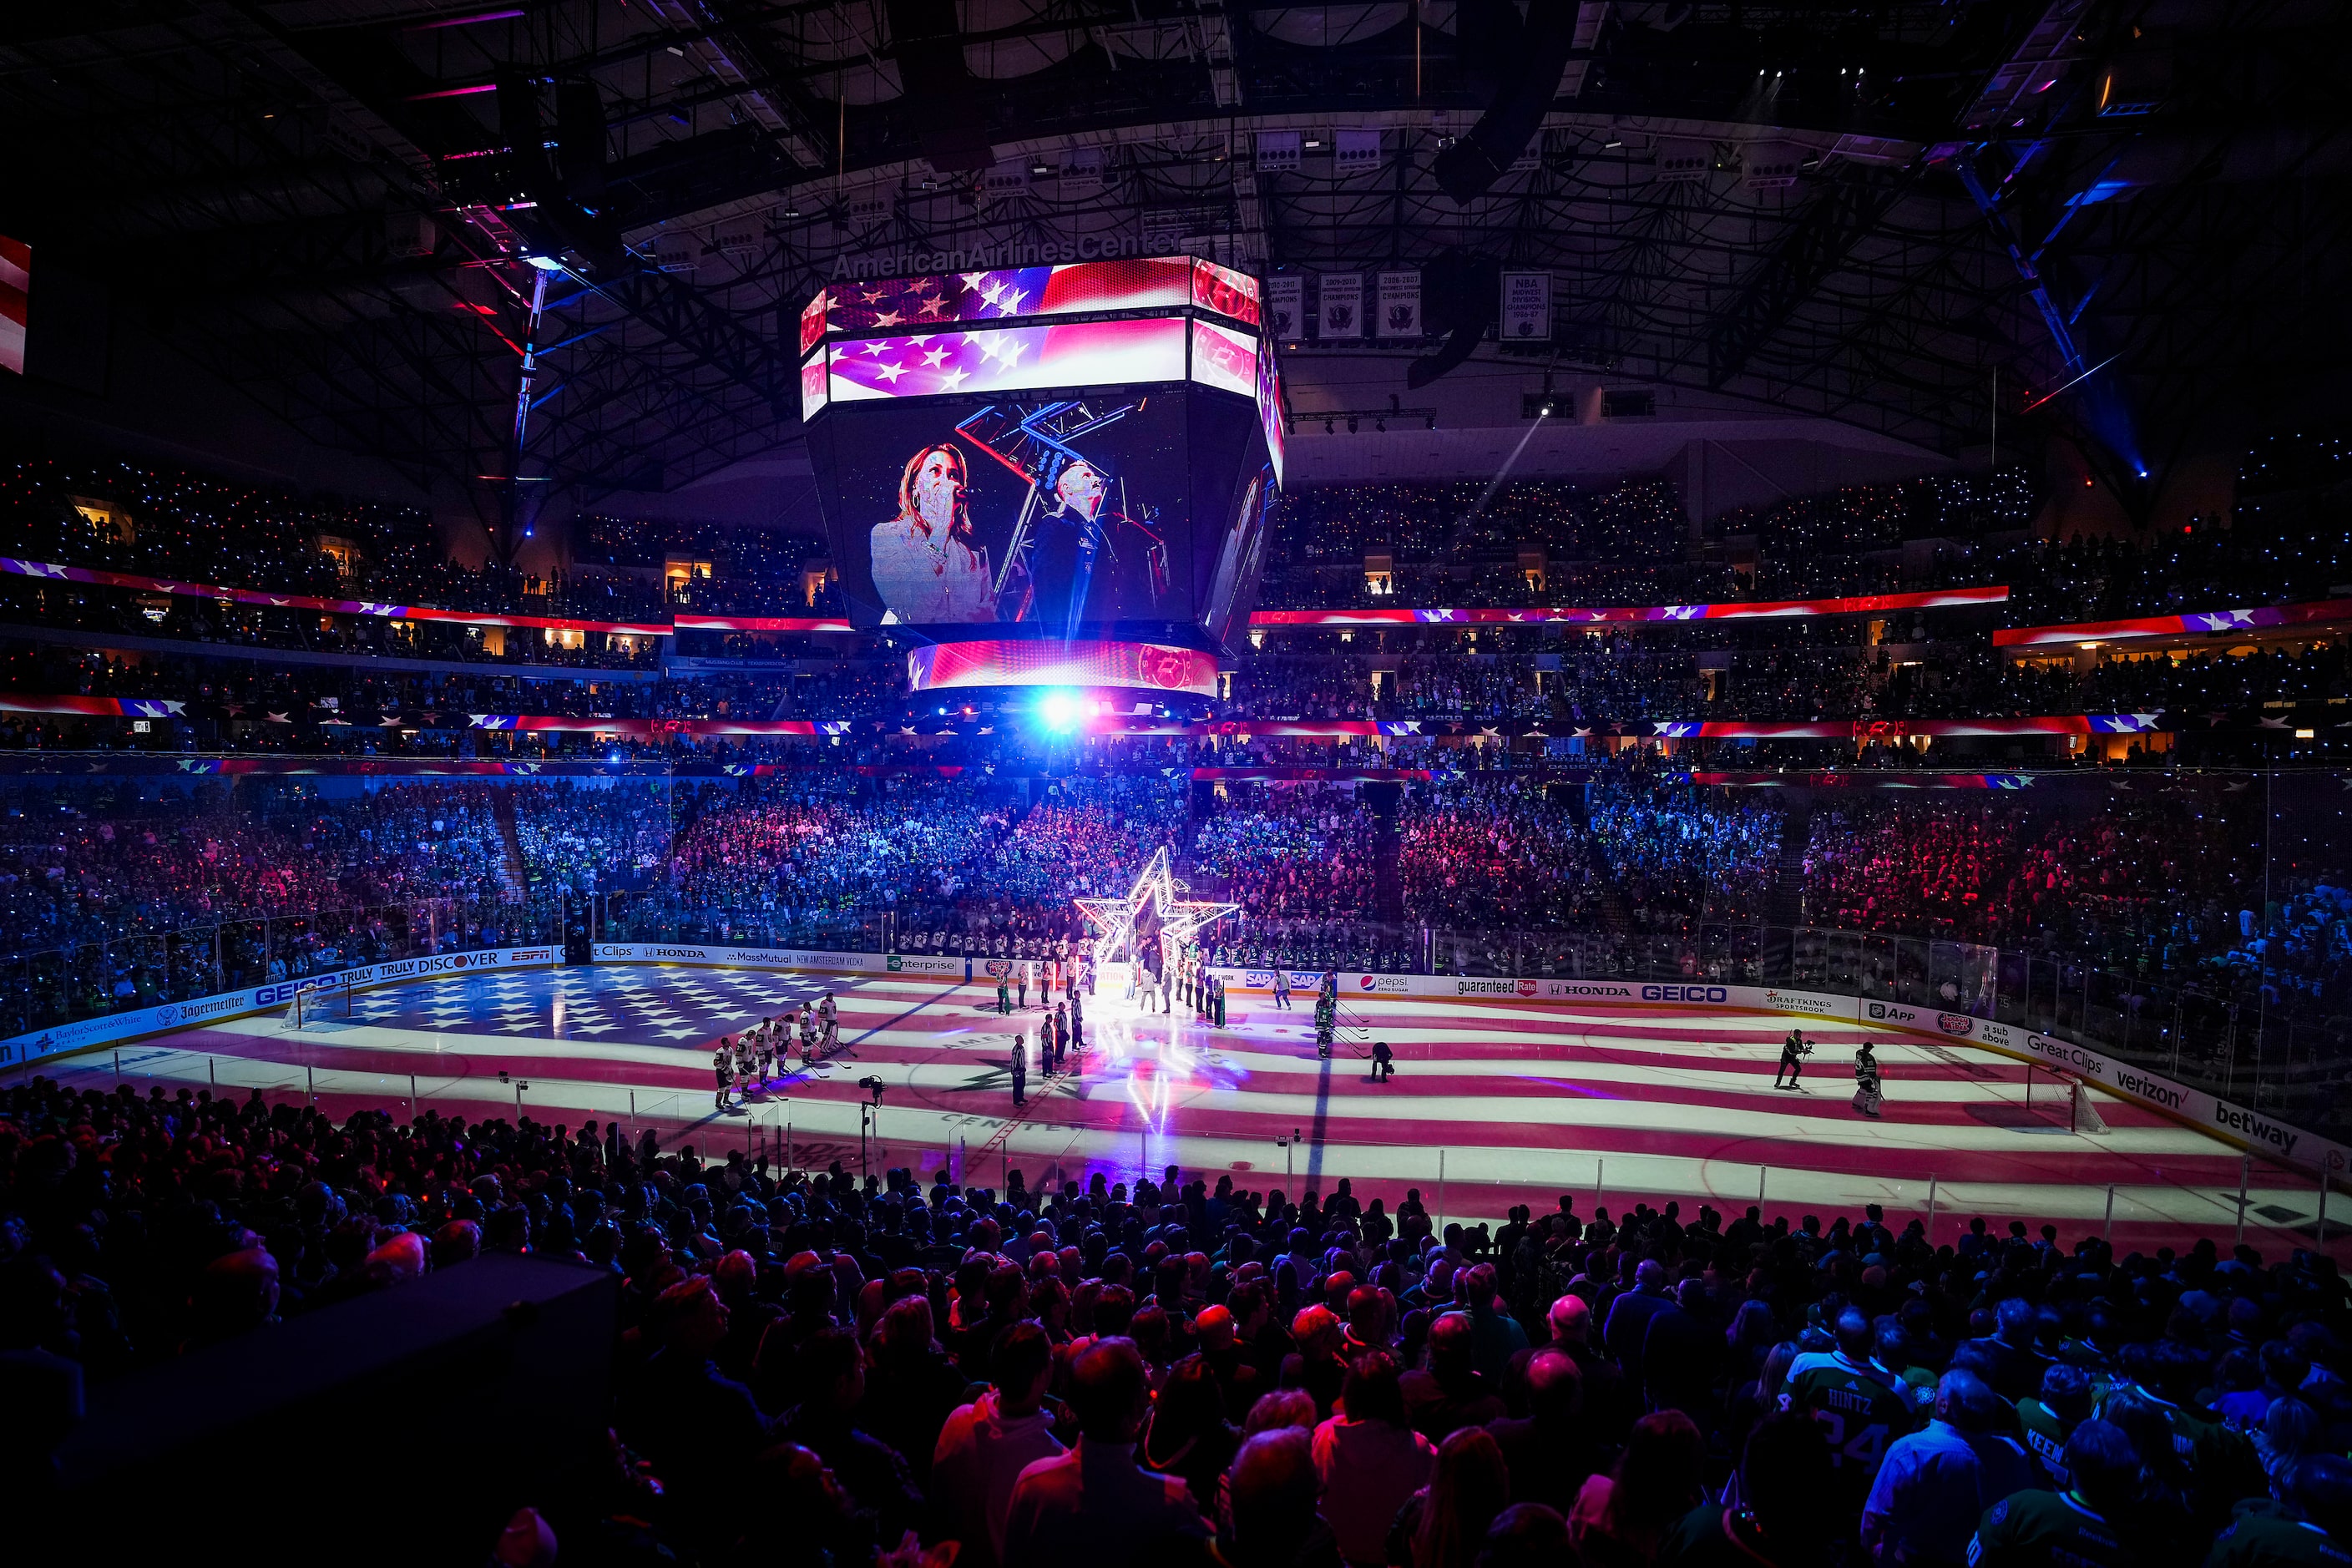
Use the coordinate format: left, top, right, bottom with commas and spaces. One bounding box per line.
2113, 1070, 2186, 1110
1867, 1002, 1918, 1023
1642, 984, 1728, 1003
1455, 979, 1520, 996
1245, 970, 1276, 987
2213, 1102, 2299, 1156
1936, 1014, 1973, 1036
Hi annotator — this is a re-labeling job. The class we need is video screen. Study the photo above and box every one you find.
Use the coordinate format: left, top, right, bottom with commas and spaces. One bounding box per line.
811, 392, 1199, 634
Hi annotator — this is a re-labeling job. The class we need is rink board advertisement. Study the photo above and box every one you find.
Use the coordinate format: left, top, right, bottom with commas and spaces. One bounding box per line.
0, 945, 559, 1069
1208, 969, 2351, 1176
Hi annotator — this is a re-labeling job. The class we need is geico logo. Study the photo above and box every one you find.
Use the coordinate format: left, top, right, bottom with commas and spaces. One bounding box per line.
1641, 984, 1728, 1003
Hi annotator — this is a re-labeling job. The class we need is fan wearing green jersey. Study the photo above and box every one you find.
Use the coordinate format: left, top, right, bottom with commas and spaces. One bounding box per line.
1783, 1309, 1918, 1517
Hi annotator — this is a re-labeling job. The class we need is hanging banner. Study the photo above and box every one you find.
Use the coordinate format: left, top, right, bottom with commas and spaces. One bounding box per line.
1500, 271, 1552, 341
1376, 270, 1423, 337
1255, 130, 1302, 174
1334, 129, 1383, 174
1318, 272, 1363, 339
1266, 274, 1305, 341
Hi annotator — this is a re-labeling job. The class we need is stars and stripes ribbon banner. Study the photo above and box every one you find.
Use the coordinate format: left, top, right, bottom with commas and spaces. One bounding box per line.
1251, 586, 2011, 626
0, 558, 671, 636
1990, 597, 2352, 647
0, 695, 184, 717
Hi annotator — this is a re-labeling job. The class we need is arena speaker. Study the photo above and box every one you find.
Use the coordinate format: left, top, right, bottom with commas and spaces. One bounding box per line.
885, 0, 995, 173
1431, 0, 1582, 206
1407, 249, 1500, 390
494, 72, 554, 207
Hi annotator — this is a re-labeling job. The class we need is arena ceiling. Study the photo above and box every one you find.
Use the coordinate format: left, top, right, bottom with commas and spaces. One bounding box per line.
3, 1, 2346, 526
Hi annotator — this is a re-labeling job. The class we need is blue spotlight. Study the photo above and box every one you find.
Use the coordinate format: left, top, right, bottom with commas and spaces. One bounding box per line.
1037, 690, 1083, 734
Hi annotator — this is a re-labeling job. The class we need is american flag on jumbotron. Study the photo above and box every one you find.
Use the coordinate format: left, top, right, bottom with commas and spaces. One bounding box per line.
827, 316, 1186, 402
823, 258, 1195, 336
0, 236, 28, 376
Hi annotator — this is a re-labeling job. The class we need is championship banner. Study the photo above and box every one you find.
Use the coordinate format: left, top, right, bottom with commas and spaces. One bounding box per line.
0, 558, 672, 637
1991, 597, 2352, 648
1266, 275, 1304, 341
1500, 271, 1550, 340
1317, 272, 1363, 339
1249, 585, 2010, 627
1376, 270, 1422, 338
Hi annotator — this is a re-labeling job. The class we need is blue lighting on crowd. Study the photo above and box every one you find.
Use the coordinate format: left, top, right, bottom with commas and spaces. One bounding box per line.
1037, 689, 1083, 734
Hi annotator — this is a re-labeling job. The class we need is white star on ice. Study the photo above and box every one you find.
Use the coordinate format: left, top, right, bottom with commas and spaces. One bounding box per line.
1073, 846, 1237, 965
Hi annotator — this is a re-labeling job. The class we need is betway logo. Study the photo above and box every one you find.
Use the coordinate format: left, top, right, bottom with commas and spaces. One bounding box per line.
2112, 1069, 2187, 1110
2213, 1102, 2299, 1157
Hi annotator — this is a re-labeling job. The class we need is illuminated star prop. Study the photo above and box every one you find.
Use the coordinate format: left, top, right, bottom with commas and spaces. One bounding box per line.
1074, 846, 1237, 963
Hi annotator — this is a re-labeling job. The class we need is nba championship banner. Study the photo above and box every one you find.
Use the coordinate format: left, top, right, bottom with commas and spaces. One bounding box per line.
908, 639, 1219, 695
1250, 586, 2009, 627
1266, 275, 1304, 341
1991, 597, 2352, 648
1317, 272, 1363, 339
0, 558, 672, 637
1376, 271, 1422, 338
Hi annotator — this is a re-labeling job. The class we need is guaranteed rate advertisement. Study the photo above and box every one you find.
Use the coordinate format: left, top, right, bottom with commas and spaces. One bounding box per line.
811, 391, 1198, 633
